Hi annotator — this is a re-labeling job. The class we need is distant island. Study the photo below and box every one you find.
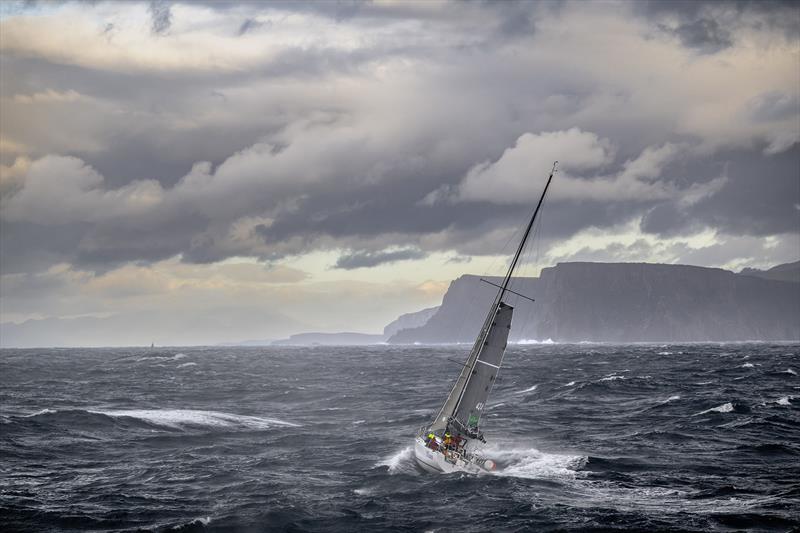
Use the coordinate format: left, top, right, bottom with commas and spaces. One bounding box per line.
269, 306, 439, 345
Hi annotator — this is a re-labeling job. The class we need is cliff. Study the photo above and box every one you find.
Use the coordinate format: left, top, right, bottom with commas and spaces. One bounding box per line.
740, 260, 800, 284
388, 262, 800, 343
383, 306, 440, 337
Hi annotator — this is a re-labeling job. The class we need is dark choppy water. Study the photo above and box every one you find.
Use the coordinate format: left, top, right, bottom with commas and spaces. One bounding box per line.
1, 344, 799, 532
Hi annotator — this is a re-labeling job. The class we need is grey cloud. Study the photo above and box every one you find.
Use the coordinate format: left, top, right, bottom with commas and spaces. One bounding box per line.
237, 18, 268, 36
638, 0, 799, 51
148, 0, 172, 35
640, 203, 687, 236
686, 146, 799, 237
670, 18, 733, 54
747, 92, 799, 123
1, 0, 797, 277
334, 248, 427, 270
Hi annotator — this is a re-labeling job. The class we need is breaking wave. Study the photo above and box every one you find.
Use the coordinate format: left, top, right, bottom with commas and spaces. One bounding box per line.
488, 446, 587, 480
516, 338, 555, 345
695, 402, 735, 415
378, 446, 415, 474
16, 408, 299, 431
598, 374, 625, 382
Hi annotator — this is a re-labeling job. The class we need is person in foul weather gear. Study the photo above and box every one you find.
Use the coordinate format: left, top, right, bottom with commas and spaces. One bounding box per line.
426, 433, 438, 450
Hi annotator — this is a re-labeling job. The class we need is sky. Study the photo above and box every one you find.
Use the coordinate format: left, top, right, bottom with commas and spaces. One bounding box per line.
0, 0, 798, 346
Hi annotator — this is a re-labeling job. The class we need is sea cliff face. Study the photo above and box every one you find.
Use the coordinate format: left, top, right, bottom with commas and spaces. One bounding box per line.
383, 306, 440, 338
388, 262, 800, 343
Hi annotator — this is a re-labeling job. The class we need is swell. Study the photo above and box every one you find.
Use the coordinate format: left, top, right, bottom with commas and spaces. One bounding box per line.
4, 408, 299, 433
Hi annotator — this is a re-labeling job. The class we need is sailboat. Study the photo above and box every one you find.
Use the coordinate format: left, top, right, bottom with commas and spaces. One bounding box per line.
414, 162, 558, 474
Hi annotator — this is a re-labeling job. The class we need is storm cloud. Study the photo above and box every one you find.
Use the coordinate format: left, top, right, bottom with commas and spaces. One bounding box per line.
0, 0, 798, 342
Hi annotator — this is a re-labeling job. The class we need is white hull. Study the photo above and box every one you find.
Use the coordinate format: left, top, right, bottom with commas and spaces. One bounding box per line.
413, 437, 489, 474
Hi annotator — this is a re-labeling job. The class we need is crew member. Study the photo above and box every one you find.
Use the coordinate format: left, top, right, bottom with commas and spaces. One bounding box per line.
426, 433, 438, 450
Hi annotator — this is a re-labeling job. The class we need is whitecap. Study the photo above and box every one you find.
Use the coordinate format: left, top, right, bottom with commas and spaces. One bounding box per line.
354, 487, 374, 496
664, 395, 680, 402
178, 517, 212, 528
598, 375, 625, 382
172, 353, 188, 360
516, 384, 538, 394
777, 397, 791, 406
563, 381, 576, 387
516, 338, 555, 345
177, 362, 197, 368
741, 363, 755, 368
783, 368, 797, 375
378, 446, 414, 473
22, 408, 57, 417
657, 351, 672, 356
487, 446, 587, 480
87, 409, 299, 429
695, 402, 734, 415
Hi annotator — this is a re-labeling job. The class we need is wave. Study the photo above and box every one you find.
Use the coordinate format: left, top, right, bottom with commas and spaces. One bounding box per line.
91, 409, 299, 430
649, 395, 681, 407
695, 402, 734, 415
738, 443, 799, 456
487, 446, 587, 480
516, 338, 555, 345
134, 353, 189, 363
16, 408, 299, 431
378, 446, 415, 474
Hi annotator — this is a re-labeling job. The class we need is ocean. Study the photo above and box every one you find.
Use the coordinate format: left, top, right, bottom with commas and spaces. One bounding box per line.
1, 343, 798, 532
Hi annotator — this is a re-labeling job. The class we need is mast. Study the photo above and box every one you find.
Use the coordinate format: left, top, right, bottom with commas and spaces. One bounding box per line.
496, 160, 558, 302
429, 162, 558, 436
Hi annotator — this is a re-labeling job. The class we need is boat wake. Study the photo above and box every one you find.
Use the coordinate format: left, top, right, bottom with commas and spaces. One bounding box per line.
380, 441, 586, 481
486, 446, 587, 480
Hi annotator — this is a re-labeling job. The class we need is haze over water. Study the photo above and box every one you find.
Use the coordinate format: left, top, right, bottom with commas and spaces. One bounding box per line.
2, 343, 798, 532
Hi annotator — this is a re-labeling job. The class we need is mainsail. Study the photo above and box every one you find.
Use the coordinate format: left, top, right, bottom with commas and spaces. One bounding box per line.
429, 302, 513, 438
424, 161, 558, 444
